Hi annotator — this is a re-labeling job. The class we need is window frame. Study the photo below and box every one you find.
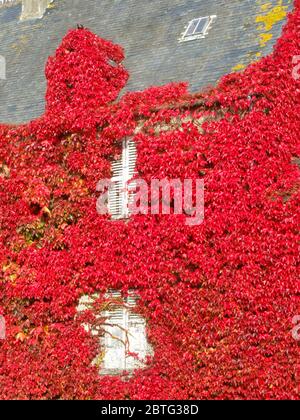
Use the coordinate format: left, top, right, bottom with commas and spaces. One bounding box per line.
108, 138, 137, 220
179, 15, 217, 42
77, 291, 153, 376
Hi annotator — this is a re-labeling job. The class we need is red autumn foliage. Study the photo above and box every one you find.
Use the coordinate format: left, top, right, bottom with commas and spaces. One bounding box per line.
0, 1, 299, 400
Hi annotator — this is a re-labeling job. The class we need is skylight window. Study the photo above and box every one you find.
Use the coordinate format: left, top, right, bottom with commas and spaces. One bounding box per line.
180, 15, 217, 42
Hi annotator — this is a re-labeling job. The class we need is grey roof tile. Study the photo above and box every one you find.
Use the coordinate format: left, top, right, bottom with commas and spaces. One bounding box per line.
0, 0, 293, 124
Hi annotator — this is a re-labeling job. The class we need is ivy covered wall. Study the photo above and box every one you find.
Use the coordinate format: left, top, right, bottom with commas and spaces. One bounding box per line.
0, 0, 299, 400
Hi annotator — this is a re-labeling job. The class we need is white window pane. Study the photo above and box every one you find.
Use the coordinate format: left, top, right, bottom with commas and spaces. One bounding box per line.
194, 17, 209, 34
186, 19, 199, 36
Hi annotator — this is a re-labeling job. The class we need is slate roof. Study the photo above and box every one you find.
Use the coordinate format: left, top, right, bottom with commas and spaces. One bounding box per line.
0, 0, 293, 124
